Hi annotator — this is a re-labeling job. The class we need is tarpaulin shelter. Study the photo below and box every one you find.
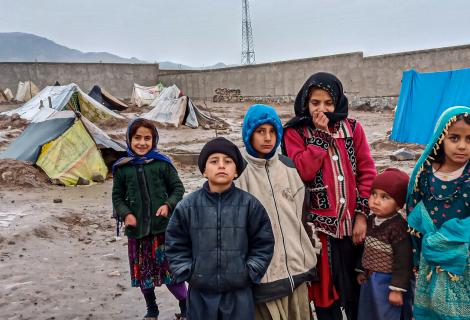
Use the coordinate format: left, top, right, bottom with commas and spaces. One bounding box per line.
0, 90, 7, 103
2, 83, 124, 123
88, 85, 128, 111
3, 88, 14, 101
0, 111, 125, 186
391, 68, 470, 144
131, 83, 164, 107
15, 81, 39, 102
142, 85, 228, 129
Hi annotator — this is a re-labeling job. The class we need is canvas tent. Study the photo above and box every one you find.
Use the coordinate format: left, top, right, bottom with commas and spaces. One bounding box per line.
0, 90, 7, 103
2, 83, 124, 123
142, 85, 228, 129
3, 88, 14, 101
15, 81, 39, 102
131, 83, 164, 107
391, 68, 470, 144
89, 85, 128, 111
0, 111, 125, 186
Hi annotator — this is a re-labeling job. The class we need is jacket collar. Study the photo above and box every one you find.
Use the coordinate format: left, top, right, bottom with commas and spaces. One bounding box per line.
243, 151, 278, 168
202, 181, 236, 198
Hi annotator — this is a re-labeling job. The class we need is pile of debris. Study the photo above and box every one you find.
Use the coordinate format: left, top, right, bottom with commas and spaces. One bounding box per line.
213, 88, 243, 102
0, 114, 29, 130
0, 159, 50, 189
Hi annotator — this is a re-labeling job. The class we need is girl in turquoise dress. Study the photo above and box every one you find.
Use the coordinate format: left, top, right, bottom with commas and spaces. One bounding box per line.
406, 106, 470, 320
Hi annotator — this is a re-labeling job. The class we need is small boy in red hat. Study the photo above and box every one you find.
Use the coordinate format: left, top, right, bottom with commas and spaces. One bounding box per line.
356, 168, 414, 320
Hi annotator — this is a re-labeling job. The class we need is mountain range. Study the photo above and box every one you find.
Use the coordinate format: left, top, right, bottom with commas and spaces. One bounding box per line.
0, 32, 227, 70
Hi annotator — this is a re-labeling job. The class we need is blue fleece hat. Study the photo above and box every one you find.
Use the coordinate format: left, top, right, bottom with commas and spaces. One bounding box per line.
242, 104, 283, 159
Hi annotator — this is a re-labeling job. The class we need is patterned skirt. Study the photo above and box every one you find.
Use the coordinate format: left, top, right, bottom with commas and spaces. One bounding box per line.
128, 233, 173, 289
414, 256, 470, 320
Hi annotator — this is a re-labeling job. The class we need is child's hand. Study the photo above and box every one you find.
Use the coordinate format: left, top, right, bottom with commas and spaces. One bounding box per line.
312, 112, 329, 132
353, 214, 367, 244
156, 204, 170, 217
357, 272, 367, 285
388, 291, 403, 306
124, 213, 137, 227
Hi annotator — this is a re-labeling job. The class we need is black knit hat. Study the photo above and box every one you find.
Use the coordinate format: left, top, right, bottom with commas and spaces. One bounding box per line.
198, 137, 245, 177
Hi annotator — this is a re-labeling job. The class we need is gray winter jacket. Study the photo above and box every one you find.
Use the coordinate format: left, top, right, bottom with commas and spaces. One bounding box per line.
165, 182, 275, 293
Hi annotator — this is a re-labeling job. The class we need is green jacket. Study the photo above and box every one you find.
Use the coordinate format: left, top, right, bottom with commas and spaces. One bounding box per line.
112, 160, 185, 239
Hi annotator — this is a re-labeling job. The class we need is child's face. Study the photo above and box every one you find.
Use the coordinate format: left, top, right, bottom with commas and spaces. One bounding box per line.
203, 153, 237, 185
443, 119, 470, 166
250, 124, 276, 157
308, 88, 334, 116
368, 188, 400, 218
130, 127, 153, 156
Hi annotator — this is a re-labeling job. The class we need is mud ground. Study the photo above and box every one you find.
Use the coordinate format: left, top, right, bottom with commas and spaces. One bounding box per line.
0, 101, 422, 320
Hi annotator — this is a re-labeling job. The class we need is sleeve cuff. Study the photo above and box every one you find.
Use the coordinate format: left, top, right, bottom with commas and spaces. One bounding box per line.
355, 195, 370, 216
389, 285, 407, 292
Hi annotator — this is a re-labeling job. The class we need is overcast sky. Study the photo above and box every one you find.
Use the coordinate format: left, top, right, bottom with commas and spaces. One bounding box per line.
1, 0, 470, 66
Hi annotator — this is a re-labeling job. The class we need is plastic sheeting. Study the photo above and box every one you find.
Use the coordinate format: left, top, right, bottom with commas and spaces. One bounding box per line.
80, 115, 125, 151
36, 120, 108, 186
3, 88, 13, 101
144, 96, 189, 128
0, 91, 7, 103
131, 83, 163, 107
88, 85, 128, 111
0, 116, 75, 162
2, 83, 124, 123
391, 68, 470, 144
15, 81, 39, 102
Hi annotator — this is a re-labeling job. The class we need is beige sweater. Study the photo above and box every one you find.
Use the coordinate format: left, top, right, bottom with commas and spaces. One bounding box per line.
236, 152, 321, 302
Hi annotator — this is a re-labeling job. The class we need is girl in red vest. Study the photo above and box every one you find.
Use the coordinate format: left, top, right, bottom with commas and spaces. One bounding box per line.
283, 72, 376, 320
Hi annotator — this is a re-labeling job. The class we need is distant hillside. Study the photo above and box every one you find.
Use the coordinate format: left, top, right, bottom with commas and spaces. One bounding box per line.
0, 32, 144, 63
0, 32, 228, 69
159, 61, 229, 70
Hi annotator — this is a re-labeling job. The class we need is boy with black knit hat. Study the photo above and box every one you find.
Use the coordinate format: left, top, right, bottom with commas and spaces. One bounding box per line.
165, 137, 275, 320
356, 168, 414, 320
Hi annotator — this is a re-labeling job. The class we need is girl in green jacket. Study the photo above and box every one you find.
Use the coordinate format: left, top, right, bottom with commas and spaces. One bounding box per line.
112, 118, 187, 320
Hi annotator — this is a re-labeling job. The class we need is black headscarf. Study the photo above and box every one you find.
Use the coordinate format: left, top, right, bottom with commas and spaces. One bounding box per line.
284, 72, 348, 128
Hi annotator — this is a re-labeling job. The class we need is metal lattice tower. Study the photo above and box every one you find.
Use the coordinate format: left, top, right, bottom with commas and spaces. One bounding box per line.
241, 0, 255, 65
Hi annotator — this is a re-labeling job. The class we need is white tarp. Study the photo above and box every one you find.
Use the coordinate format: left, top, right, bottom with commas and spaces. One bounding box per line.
2, 83, 124, 123
143, 84, 189, 127
3, 88, 14, 101
131, 83, 163, 107
80, 115, 126, 151
15, 81, 39, 102
142, 83, 228, 129
149, 85, 180, 106
144, 96, 189, 128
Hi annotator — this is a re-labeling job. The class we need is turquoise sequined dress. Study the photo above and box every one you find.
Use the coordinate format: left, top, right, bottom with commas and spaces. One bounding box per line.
406, 106, 470, 320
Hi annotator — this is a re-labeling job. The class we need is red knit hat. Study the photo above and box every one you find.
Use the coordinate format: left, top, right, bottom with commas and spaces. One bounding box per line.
371, 168, 409, 208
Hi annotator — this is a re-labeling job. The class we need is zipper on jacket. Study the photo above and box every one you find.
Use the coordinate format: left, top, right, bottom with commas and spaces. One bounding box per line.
217, 193, 221, 291
137, 165, 152, 236
265, 162, 295, 293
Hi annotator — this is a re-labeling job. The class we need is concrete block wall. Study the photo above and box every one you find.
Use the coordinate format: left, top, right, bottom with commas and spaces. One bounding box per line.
0, 62, 159, 99
159, 52, 364, 100
159, 44, 470, 105
2, 44, 470, 105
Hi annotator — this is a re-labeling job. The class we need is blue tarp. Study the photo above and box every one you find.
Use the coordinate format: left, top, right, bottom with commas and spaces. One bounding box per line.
391, 68, 470, 144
